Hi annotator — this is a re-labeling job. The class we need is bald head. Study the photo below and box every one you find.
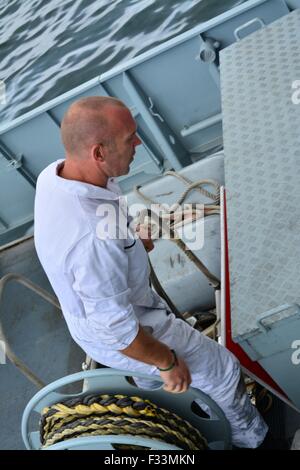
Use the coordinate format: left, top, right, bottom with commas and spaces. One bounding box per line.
61, 96, 126, 158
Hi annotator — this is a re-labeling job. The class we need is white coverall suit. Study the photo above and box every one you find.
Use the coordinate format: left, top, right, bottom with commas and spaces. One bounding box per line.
34, 160, 268, 448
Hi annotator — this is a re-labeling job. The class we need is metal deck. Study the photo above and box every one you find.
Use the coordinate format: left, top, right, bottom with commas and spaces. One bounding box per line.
0, 238, 85, 449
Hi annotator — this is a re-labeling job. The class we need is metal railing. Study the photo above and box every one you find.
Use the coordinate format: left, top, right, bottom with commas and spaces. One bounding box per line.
0, 273, 61, 388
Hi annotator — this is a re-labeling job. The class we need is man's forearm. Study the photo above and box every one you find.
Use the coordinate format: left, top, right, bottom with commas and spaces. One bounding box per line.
120, 325, 173, 370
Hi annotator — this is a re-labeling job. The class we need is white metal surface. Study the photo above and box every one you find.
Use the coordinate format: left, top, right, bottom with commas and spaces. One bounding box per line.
221, 9, 300, 339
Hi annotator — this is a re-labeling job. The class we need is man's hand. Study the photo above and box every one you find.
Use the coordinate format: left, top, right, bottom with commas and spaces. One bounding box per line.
136, 223, 154, 252
159, 357, 192, 393
120, 326, 191, 393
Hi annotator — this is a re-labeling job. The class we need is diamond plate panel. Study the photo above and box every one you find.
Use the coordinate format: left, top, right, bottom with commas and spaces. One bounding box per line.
220, 10, 300, 338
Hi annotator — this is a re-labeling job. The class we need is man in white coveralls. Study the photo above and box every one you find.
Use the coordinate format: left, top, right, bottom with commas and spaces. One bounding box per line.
34, 96, 268, 448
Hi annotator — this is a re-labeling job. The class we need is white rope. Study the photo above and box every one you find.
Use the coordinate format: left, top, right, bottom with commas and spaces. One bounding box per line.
133, 170, 222, 336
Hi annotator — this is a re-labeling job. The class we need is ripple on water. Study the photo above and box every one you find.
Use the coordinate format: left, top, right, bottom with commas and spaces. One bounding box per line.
0, 0, 245, 124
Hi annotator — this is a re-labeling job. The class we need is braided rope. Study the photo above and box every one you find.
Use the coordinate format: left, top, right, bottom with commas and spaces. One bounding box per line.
41, 394, 155, 437
41, 394, 200, 442
164, 171, 220, 204
43, 404, 196, 446
43, 415, 199, 449
136, 209, 220, 288
133, 170, 221, 288
40, 394, 208, 450
134, 171, 220, 206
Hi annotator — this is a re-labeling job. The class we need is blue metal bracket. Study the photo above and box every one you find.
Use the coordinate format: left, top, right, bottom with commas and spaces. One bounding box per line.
234, 17, 265, 40
0, 215, 8, 230
0, 139, 36, 188
135, 126, 164, 171
46, 110, 60, 128
96, 80, 111, 97
181, 113, 222, 137
122, 71, 190, 170
256, 303, 300, 333
198, 34, 221, 89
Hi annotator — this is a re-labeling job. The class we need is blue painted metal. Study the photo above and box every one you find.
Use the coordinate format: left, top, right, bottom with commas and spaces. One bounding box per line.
233, 17, 266, 40
198, 34, 221, 89
43, 435, 181, 451
181, 113, 223, 138
256, 304, 300, 334
122, 71, 190, 170
237, 311, 300, 410
0, 238, 85, 449
22, 368, 231, 450
0, 139, 36, 187
0, 215, 8, 230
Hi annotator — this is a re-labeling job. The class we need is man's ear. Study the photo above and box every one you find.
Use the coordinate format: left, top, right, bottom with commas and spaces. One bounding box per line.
92, 144, 104, 162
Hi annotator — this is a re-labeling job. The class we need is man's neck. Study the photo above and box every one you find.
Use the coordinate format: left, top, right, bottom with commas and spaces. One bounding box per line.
59, 160, 109, 188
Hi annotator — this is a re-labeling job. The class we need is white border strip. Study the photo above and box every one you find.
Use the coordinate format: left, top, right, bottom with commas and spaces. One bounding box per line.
220, 186, 226, 347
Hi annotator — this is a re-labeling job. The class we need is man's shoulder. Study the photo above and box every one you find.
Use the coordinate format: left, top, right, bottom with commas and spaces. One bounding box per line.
37, 160, 62, 185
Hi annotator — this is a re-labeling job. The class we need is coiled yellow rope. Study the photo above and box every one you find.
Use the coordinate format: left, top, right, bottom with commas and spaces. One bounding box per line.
40, 394, 208, 450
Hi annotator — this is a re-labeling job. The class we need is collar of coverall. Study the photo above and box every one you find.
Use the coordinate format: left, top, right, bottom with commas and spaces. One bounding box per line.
54, 159, 122, 200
